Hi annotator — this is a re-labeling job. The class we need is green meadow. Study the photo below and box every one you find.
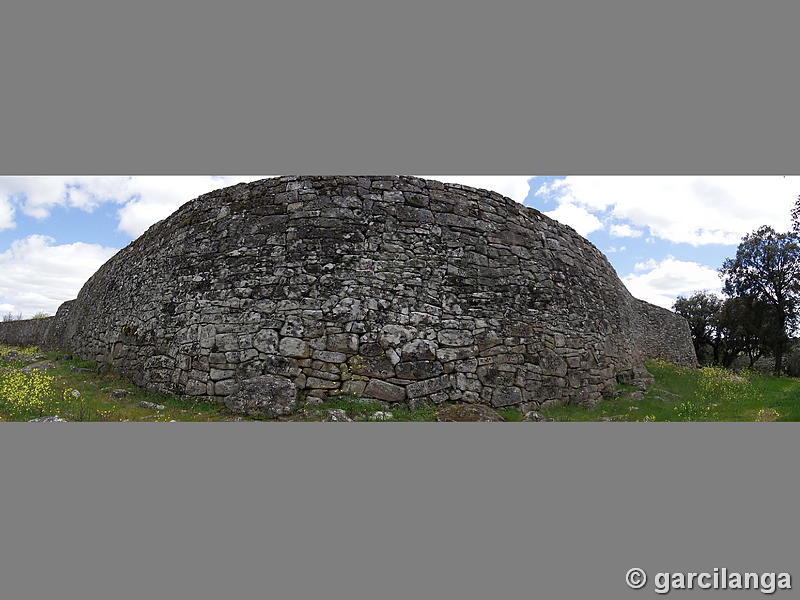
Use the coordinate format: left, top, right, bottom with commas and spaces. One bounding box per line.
2, 345, 798, 422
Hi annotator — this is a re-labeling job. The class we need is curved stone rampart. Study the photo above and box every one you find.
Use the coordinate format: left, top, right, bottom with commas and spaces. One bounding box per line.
0, 176, 696, 413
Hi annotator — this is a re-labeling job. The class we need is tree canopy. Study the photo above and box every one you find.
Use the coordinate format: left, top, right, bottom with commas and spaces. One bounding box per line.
719, 225, 800, 373
673, 292, 722, 361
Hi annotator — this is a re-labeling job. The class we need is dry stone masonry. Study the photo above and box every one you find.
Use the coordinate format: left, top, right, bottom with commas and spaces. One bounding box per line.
0, 176, 697, 416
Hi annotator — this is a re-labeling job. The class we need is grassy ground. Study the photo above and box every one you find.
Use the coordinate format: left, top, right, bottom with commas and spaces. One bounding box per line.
0, 345, 233, 421
540, 359, 800, 422
2, 345, 799, 421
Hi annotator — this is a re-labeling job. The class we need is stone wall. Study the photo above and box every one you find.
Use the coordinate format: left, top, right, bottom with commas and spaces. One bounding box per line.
0, 316, 54, 348
0, 176, 697, 414
631, 299, 698, 366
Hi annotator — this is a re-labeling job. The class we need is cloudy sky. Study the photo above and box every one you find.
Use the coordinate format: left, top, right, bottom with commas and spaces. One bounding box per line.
0, 176, 797, 317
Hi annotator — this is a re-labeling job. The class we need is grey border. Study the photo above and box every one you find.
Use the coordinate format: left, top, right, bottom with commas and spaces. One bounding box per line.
2, 424, 799, 600
2, 2, 800, 600
1, 2, 800, 174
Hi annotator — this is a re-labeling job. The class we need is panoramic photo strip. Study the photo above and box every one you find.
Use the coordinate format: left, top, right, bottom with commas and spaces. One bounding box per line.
0, 175, 798, 421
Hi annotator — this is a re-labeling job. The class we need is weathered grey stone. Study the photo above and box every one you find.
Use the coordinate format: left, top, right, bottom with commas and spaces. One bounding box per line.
253, 329, 279, 354
210, 368, 233, 381
407, 375, 452, 399
224, 375, 297, 418
339, 380, 367, 396
324, 409, 352, 422
28, 415, 69, 422
306, 377, 340, 389
215, 333, 239, 352
455, 372, 482, 393
139, 401, 166, 410
369, 411, 394, 421
21, 360, 55, 373
523, 411, 546, 421
326, 333, 359, 353
437, 329, 474, 347
312, 349, 347, 364
476, 365, 515, 387
400, 338, 437, 361
185, 379, 208, 396
364, 379, 406, 403
490, 386, 523, 407
436, 346, 477, 362
279, 337, 311, 358
261, 355, 301, 377
350, 355, 395, 378
280, 316, 304, 337
385, 348, 401, 365
379, 324, 417, 348
435, 404, 504, 422
214, 379, 239, 396
209, 352, 227, 365
395, 360, 444, 380
454, 358, 478, 373
539, 349, 568, 377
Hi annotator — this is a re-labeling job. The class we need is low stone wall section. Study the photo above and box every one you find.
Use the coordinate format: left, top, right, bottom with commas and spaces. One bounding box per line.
0, 317, 55, 348
632, 299, 697, 367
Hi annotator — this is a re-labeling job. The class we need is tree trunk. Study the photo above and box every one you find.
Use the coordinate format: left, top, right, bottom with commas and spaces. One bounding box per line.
774, 300, 787, 375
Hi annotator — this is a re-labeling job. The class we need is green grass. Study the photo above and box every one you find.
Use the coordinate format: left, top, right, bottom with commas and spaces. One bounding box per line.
539, 359, 800, 422
385, 403, 439, 422
295, 394, 440, 421
496, 407, 525, 421
0, 344, 235, 421
4, 343, 800, 421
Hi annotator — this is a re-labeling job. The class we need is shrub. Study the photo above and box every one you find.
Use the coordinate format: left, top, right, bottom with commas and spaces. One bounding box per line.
674, 399, 716, 421
0, 370, 58, 419
756, 408, 780, 422
672, 366, 763, 421
697, 365, 761, 406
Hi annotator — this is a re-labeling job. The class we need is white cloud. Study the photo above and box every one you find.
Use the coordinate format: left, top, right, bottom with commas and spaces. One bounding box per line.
0, 176, 272, 238
426, 176, 533, 203
0, 197, 14, 231
634, 258, 658, 271
0, 235, 119, 317
112, 176, 271, 237
0, 176, 536, 238
622, 256, 723, 309
543, 202, 604, 237
0, 177, 69, 220
536, 176, 799, 246
609, 223, 643, 238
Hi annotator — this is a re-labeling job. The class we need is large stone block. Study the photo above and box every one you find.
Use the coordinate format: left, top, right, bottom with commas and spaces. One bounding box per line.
279, 337, 311, 358
224, 375, 297, 418
395, 360, 444, 380
363, 379, 406, 403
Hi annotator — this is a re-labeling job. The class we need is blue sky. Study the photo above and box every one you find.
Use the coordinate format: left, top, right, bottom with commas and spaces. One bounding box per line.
0, 176, 797, 317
